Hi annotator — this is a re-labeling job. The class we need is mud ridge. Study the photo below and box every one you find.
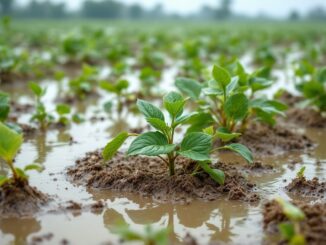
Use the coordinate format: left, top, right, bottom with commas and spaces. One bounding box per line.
238, 123, 313, 156
263, 200, 326, 245
0, 181, 49, 218
67, 151, 260, 204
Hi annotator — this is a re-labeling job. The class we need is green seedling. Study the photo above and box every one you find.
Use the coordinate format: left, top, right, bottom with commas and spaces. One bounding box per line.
296, 166, 306, 179
100, 79, 130, 115
0, 91, 22, 133
113, 223, 169, 245
55, 103, 84, 126
29, 82, 53, 130
0, 122, 42, 186
102, 92, 253, 185
139, 67, 162, 96
176, 63, 287, 139
276, 198, 306, 245
68, 64, 98, 99
295, 64, 326, 112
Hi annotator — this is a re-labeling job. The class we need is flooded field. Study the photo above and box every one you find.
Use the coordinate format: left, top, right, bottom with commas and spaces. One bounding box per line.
0, 21, 326, 245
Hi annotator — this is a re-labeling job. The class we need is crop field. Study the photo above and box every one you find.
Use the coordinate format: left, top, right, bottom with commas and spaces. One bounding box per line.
0, 19, 326, 245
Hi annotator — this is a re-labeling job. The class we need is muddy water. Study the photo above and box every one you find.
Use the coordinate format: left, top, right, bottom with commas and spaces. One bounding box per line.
0, 70, 325, 245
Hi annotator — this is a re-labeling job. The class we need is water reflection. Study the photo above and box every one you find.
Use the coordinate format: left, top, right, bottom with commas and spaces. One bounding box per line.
0, 218, 41, 245
92, 190, 251, 244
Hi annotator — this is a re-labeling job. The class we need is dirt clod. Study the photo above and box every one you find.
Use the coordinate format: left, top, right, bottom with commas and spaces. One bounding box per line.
0, 181, 48, 218
285, 177, 326, 199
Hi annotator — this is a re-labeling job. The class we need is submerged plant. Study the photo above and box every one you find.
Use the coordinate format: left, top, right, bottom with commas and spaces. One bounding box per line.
0, 122, 42, 186
275, 198, 306, 245
113, 223, 169, 245
102, 92, 253, 185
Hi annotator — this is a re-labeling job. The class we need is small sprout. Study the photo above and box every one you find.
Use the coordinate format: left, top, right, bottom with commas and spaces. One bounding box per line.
0, 91, 22, 133
296, 166, 306, 179
0, 122, 42, 186
56, 104, 71, 125
29, 82, 53, 130
275, 198, 306, 245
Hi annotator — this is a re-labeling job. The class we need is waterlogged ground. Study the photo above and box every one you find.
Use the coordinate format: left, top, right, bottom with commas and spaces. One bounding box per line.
0, 62, 325, 245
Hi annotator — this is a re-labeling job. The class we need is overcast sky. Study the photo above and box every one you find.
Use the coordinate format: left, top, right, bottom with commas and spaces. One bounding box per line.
16, 0, 326, 17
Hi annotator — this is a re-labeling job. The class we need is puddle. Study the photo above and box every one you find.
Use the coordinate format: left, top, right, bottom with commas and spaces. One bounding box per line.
1, 64, 325, 245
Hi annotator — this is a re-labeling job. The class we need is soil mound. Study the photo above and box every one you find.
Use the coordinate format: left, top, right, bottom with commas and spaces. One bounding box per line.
239, 123, 313, 156
263, 200, 326, 245
0, 181, 49, 217
67, 151, 260, 204
285, 177, 326, 199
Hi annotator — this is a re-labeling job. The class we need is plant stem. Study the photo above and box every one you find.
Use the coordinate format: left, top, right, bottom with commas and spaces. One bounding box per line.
7, 159, 18, 182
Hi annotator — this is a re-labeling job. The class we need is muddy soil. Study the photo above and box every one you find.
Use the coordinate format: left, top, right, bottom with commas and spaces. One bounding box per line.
0, 181, 49, 218
285, 177, 326, 199
286, 108, 326, 128
279, 92, 326, 128
263, 200, 326, 245
67, 151, 260, 204
238, 123, 313, 156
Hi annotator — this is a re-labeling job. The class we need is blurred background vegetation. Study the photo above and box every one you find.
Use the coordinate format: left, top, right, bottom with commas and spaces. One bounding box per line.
0, 0, 326, 21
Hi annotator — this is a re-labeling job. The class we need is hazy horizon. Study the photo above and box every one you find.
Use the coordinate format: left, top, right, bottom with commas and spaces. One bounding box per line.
15, 0, 326, 18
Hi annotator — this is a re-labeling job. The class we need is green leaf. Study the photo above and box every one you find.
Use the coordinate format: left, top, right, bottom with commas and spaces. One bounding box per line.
72, 114, 85, 123
221, 143, 253, 164
0, 122, 23, 163
198, 161, 225, 185
147, 118, 169, 133
202, 87, 224, 96
278, 222, 295, 240
249, 77, 273, 92
0, 92, 10, 122
24, 164, 43, 172
175, 77, 202, 100
173, 112, 198, 126
215, 127, 241, 142
137, 99, 164, 121
15, 167, 28, 180
296, 166, 306, 178
116, 79, 129, 92
103, 132, 129, 161
103, 101, 113, 113
250, 99, 287, 116
100, 81, 117, 93
226, 76, 239, 95
212, 65, 231, 91
186, 113, 214, 133
178, 132, 212, 161
163, 92, 185, 118
276, 198, 305, 222
224, 93, 249, 121
0, 175, 9, 186
290, 235, 306, 245
203, 126, 214, 136
127, 132, 175, 156
29, 82, 44, 97
56, 104, 71, 115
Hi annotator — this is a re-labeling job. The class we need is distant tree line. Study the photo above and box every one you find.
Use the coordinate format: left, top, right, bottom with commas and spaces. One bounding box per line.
0, 0, 326, 21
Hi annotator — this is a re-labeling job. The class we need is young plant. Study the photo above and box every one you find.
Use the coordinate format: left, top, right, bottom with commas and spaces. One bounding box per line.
139, 67, 161, 97
295, 65, 326, 112
102, 92, 253, 185
68, 64, 98, 99
0, 122, 42, 186
113, 223, 169, 245
0, 91, 22, 133
29, 82, 53, 130
275, 198, 306, 245
100, 79, 130, 115
176, 63, 287, 140
296, 166, 306, 179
